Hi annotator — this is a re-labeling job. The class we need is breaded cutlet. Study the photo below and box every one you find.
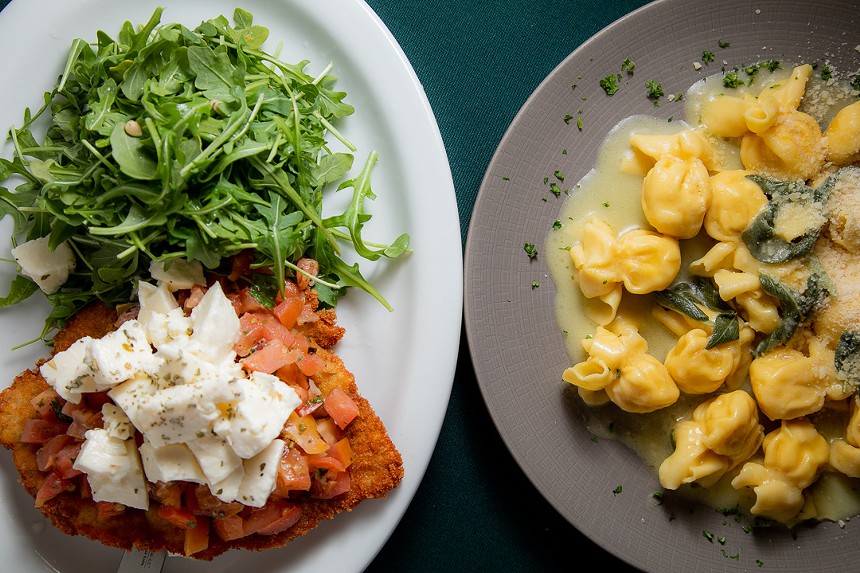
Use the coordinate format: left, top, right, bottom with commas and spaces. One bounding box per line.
0, 301, 404, 560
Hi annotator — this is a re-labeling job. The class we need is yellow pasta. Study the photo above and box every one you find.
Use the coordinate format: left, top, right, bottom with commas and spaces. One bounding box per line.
642, 155, 711, 238
701, 94, 754, 138
570, 216, 620, 298
703, 170, 768, 242
739, 110, 825, 180
664, 329, 739, 394
824, 100, 860, 165
766, 64, 813, 112
612, 229, 680, 294
743, 95, 780, 134
748, 348, 828, 421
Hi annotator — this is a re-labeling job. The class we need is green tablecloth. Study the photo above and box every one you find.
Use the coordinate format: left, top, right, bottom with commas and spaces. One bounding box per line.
363, 2, 648, 571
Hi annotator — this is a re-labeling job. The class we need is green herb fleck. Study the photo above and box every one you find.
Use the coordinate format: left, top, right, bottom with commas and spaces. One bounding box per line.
820, 63, 833, 81
703, 530, 715, 543
702, 50, 715, 63
531, 280, 540, 289
621, 58, 636, 74
723, 70, 743, 88
646, 80, 664, 101
551, 220, 562, 231
600, 73, 621, 95
718, 40, 730, 48
612, 485, 622, 495
763, 59, 781, 72
524, 243, 538, 259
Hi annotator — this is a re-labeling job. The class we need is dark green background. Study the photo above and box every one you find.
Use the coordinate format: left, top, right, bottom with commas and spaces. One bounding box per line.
0, 1, 654, 570
362, 2, 647, 571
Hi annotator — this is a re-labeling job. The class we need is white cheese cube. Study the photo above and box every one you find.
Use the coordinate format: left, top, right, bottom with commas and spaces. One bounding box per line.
149, 259, 204, 291
214, 372, 300, 459
236, 439, 284, 507
108, 375, 159, 432
189, 282, 240, 361
155, 341, 241, 389
208, 464, 244, 503
39, 336, 94, 403
139, 441, 207, 484
144, 307, 192, 351
73, 429, 148, 510
137, 281, 180, 331
86, 320, 161, 388
186, 435, 244, 484
132, 377, 234, 448
102, 403, 134, 440
11, 237, 75, 294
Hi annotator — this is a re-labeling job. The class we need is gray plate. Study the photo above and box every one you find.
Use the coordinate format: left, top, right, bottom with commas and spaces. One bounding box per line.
464, 0, 860, 571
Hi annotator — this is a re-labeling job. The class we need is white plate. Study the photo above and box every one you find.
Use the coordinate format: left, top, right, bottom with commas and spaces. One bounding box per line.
0, 0, 461, 572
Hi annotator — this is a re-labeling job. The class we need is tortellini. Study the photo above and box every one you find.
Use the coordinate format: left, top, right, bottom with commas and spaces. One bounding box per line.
659, 391, 763, 490
563, 320, 679, 413
558, 58, 860, 528
825, 100, 860, 165
748, 348, 829, 421
731, 418, 828, 524
570, 216, 680, 324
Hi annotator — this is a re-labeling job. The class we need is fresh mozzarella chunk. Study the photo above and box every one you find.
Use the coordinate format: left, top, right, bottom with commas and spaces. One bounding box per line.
149, 259, 204, 291
73, 429, 148, 510
102, 403, 134, 440
86, 320, 162, 388
189, 282, 241, 361
11, 237, 75, 294
139, 441, 207, 484
186, 435, 244, 485
133, 377, 234, 448
214, 372, 300, 458
144, 307, 193, 351
208, 464, 244, 503
108, 375, 159, 432
236, 439, 285, 507
38, 336, 94, 403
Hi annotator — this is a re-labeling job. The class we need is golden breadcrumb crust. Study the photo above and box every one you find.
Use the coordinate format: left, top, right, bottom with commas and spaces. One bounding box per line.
0, 303, 403, 560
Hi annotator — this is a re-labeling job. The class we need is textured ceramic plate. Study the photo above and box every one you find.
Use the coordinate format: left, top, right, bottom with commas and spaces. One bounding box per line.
0, 0, 460, 572
465, 0, 859, 571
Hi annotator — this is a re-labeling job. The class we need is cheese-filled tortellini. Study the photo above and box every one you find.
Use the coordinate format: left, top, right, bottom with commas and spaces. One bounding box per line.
740, 110, 825, 181
612, 229, 680, 294
642, 155, 712, 239
563, 321, 679, 413
825, 100, 860, 165
664, 329, 740, 394
701, 94, 755, 138
767, 64, 812, 112
569, 216, 621, 299
703, 170, 768, 242
731, 418, 828, 523
629, 129, 715, 170
830, 396, 860, 478
748, 348, 828, 420
659, 390, 763, 490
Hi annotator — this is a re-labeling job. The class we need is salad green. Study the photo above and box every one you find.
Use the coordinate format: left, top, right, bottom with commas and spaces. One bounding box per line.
0, 7, 409, 340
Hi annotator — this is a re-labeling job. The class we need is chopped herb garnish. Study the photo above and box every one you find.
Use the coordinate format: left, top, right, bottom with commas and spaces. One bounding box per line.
723, 70, 743, 88
576, 117, 583, 131
524, 243, 538, 259
702, 50, 715, 63
763, 59, 781, 72
563, 113, 574, 124
612, 485, 622, 495
600, 73, 621, 95
621, 58, 636, 74
703, 530, 715, 543
718, 40, 730, 48
551, 220, 562, 230
531, 280, 540, 289
821, 63, 833, 81
554, 170, 565, 181
645, 80, 664, 100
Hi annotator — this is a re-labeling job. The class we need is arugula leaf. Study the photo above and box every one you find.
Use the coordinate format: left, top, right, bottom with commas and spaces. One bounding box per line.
0, 8, 409, 336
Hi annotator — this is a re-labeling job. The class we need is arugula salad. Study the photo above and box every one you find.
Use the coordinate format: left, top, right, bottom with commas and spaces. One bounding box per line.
0, 7, 409, 340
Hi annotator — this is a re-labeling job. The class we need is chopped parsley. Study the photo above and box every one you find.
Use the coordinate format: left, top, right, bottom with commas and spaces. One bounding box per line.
718, 40, 731, 48
563, 113, 574, 124
723, 70, 743, 88
554, 170, 565, 181
820, 63, 833, 81
645, 80, 664, 103
600, 73, 621, 95
524, 243, 538, 259
576, 117, 583, 131
612, 485, 622, 495
762, 59, 781, 72
621, 57, 636, 74
702, 50, 715, 63
851, 75, 860, 92
530, 280, 540, 289
551, 220, 562, 230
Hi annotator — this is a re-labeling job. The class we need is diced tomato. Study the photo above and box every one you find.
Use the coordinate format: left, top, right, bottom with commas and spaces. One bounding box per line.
306, 453, 346, 473
275, 363, 307, 387
274, 446, 312, 496
194, 485, 243, 518
296, 303, 320, 326
34, 473, 74, 507
329, 437, 353, 469
296, 352, 324, 377
241, 340, 302, 374
228, 250, 254, 282
96, 501, 126, 519
184, 515, 210, 556
295, 258, 319, 291
158, 504, 197, 529
36, 434, 75, 472
183, 284, 207, 311
324, 387, 359, 430
66, 409, 102, 439
53, 443, 83, 479
311, 469, 351, 499
273, 297, 303, 329
151, 481, 182, 508
83, 391, 112, 412
244, 501, 302, 536
284, 413, 329, 455
235, 313, 266, 356
229, 287, 267, 316
21, 419, 68, 444
213, 514, 246, 541
296, 396, 324, 417
30, 388, 62, 418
